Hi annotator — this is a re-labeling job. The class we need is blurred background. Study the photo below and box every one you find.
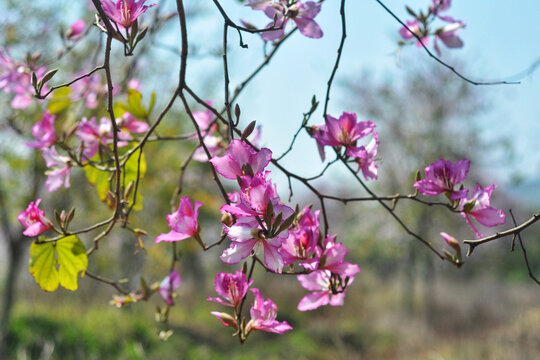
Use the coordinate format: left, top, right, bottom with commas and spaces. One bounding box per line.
0, 0, 539, 359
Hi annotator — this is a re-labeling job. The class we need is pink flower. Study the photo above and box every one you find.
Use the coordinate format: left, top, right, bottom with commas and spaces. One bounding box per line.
70, 73, 104, 109
42, 147, 72, 192
128, 78, 141, 91
433, 21, 465, 56
430, 0, 452, 13
155, 196, 202, 243
247, 0, 323, 40
0, 47, 45, 109
159, 269, 182, 305
414, 158, 470, 200
245, 289, 292, 334
280, 206, 320, 267
207, 270, 253, 309
193, 135, 223, 162
315, 235, 360, 277
76, 116, 130, 159
17, 199, 52, 237
220, 175, 293, 273
191, 101, 224, 162
193, 101, 215, 134
220, 216, 286, 273
312, 112, 375, 161
459, 184, 506, 238
347, 134, 379, 181
66, 19, 86, 41
25, 111, 56, 149
117, 112, 149, 133
76, 117, 107, 158
100, 0, 156, 28
210, 139, 272, 180
297, 270, 354, 311
398, 20, 429, 47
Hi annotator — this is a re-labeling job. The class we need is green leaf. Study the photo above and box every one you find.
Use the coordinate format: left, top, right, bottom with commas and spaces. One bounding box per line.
148, 92, 156, 115
29, 241, 58, 292
56, 235, 88, 291
84, 161, 111, 203
124, 148, 146, 211
29, 235, 87, 292
117, 89, 156, 118
47, 87, 72, 114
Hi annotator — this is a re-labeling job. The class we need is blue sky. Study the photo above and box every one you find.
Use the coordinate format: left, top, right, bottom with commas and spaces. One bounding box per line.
10, 0, 537, 199
183, 0, 540, 194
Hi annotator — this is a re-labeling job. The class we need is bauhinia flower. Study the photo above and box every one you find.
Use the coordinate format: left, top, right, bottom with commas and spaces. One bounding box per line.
0, 47, 46, 109
398, 20, 429, 47
347, 134, 380, 181
246, 0, 323, 40
25, 111, 56, 149
245, 288, 292, 334
210, 139, 272, 180
459, 184, 506, 238
207, 270, 253, 309
159, 269, 182, 305
414, 158, 470, 200
155, 196, 203, 243
70, 73, 106, 109
280, 206, 321, 268
42, 147, 72, 192
100, 0, 156, 29
66, 19, 86, 41
220, 174, 294, 273
312, 112, 374, 157
117, 112, 149, 133
220, 216, 287, 273
191, 101, 224, 162
17, 199, 52, 237
297, 270, 354, 311
433, 21, 465, 56
314, 235, 361, 277
430, 0, 452, 14
397, 0, 465, 55
76, 116, 131, 159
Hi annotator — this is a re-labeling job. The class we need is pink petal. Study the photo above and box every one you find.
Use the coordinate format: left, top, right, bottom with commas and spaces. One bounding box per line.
220, 240, 257, 264
297, 291, 330, 311
155, 230, 191, 243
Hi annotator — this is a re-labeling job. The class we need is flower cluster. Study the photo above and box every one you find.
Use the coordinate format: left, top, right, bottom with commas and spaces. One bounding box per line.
76, 112, 148, 159
208, 270, 292, 337
398, 0, 465, 56
414, 158, 506, 239
311, 111, 380, 181
245, 0, 323, 40
0, 48, 46, 109
24, 104, 148, 193
207, 140, 360, 318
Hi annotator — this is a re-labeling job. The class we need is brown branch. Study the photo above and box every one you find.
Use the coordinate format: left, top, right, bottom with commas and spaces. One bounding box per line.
85, 270, 129, 295
464, 213, 540, 256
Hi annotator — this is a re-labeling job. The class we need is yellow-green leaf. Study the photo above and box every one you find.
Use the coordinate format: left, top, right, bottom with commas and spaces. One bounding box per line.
46, 87, 72, 114
29, 241, 58, 292
84, 158, 111, 203
56, 235, 88, 291
29, 235, 87, 292
124, 148, 146, 211
117, 89, 156, 118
